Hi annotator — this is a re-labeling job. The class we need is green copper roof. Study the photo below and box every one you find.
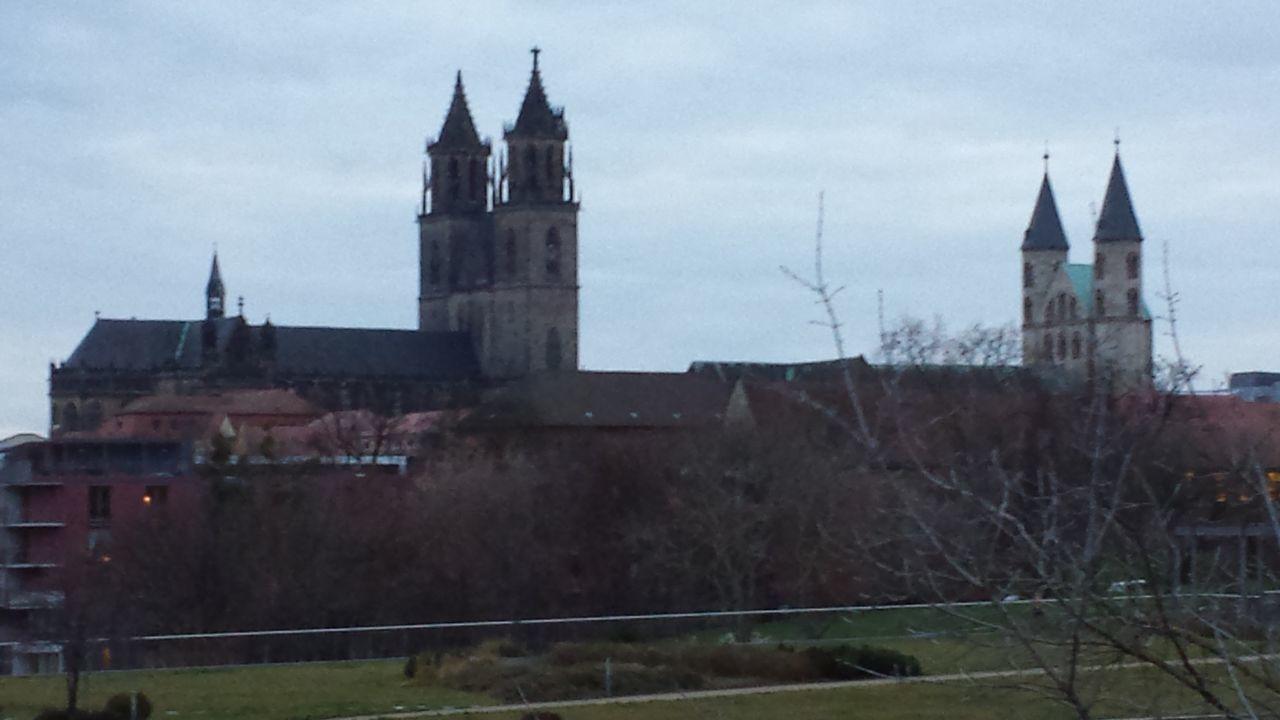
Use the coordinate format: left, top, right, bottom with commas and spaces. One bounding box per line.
1065, 263, 1151, 319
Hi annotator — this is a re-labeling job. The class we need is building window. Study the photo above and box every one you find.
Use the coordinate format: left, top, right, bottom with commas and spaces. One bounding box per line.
1042, 334, 1052, 361
89, 486, 111, 527
1095, 254, 1105, 279
546, 327, 563, 370
1057, 331, 1067, 361
1023, 297, 1033, 324
1070, 296, 1078, 319
1057, 293, 1068, 322
143, 485, 168, 508
1096, 290, 1106, 317
1126, 252, 1139, 279
1045, 298, 1055, 324
1127, 288, 1139, 317
545, 227, 561, 279
1071, 332, 1081, 359
1023, 262, 1033, 289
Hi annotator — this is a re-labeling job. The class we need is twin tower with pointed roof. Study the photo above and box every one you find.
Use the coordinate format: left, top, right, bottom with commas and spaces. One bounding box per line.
418, 50, 579, 380
1020, 149, 1153, 389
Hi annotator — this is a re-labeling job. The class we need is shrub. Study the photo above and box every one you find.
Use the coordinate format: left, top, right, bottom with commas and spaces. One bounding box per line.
804, 645, 922, 680
403, 655, 418, 679
104, 693, 152, 720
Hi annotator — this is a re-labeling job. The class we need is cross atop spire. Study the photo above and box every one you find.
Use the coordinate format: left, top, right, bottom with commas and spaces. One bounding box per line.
531, 46, 541, 71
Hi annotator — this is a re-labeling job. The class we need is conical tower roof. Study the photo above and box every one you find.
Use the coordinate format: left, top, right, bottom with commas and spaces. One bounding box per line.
206, 253, 225, 296
430, 71, 485, 151
1094, 153, 1143, 243
507, 49, 567, 140
1021, 173, 1069, 251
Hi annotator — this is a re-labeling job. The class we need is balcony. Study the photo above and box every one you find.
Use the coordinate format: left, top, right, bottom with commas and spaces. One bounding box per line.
0, 463, 60, 488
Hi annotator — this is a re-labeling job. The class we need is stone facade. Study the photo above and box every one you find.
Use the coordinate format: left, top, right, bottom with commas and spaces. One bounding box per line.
1020, 151, 1153, 391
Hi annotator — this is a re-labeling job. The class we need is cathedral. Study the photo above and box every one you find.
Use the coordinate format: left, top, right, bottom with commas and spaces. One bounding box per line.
1020, 145, 1153, 389
48, 51, 579, 433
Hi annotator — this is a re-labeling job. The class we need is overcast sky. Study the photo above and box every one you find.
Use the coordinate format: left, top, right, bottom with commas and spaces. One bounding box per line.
2, 2, 1278, 437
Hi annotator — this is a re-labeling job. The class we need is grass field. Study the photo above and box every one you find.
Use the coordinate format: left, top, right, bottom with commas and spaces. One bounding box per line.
0, 660, 486, 720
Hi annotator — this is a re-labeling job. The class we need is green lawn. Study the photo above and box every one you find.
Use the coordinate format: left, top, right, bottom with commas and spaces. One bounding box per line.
0, 660, 486, 720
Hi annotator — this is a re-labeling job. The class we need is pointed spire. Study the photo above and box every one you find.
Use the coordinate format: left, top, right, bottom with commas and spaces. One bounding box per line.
206, 252, 226, 319
1094, 150, 1143, 243
430, 71, 484, 150
507, 48, 567, 140
1022, 171, 1069, 251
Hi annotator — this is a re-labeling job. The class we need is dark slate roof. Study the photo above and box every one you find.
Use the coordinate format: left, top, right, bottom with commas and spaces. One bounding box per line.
62, 318, 479, 381
1021, 173, 1070, 251
430, 72, 485, 151
206, 254, 224, 297
271, 325, 476, 379
506, 58, 568, 140
463, 372, 733, 430
1094, 153, 1143, 243
1230, 372, 1280, 389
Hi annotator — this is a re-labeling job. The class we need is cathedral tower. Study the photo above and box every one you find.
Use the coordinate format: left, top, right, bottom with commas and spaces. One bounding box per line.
1017, 147, 1152, 390
1090, 148, 1152, 387
418, 72, 493, 334
490, 48, 579, 377
417, 52, 579, 380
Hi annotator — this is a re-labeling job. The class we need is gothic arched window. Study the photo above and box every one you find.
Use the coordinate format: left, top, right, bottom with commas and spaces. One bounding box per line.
1057, 293, 1068, 322
1045, 298, 1056, 324
1023, 262, 1033, 289
447, 158, 460, 202
545, 327, 562, 370
1057, 331, 1067, 361
1023, 297, 1033, 324
1096, 290, 1106, 317
525, 146, 539, 192
1042, 334, 1053, 361
1070, 296, 1078, 320
1127, 288, 1139, 317
545, 227, 561, 279
1126, 252, 1139, 279
1071, 332, 1082, 359
428, 242, 441, 285
1095, 254, 1105, 279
